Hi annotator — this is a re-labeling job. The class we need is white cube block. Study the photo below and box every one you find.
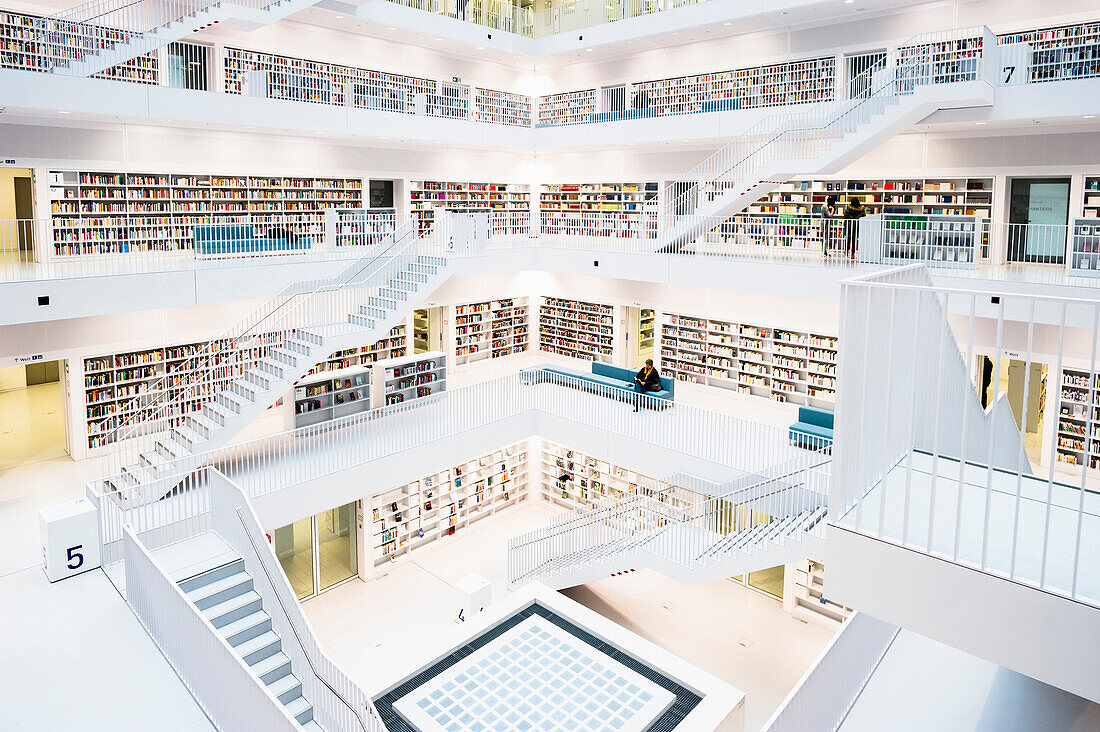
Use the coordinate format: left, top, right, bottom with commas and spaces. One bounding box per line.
453, 573, 492, 623
40, 498, 101, 582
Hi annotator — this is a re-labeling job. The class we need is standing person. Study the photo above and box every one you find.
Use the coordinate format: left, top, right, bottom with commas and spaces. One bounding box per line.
631, 358, 662, 412
843, 196, 866, 258
820, 195, 840, 259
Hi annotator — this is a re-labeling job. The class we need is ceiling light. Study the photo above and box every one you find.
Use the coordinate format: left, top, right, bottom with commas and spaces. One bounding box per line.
57, 110, 70, 114
1085, 115, 1096, 119
672, 32, 679, 36
585, 48, 593, 52
844, 0, 854, 4
723, 22, 731, 26
975, 121, 986, 125
477, 45, 485, 50
335, 15, 343, 19
388, 27, 396, 30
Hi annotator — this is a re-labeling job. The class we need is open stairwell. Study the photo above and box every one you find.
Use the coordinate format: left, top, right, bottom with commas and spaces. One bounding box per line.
658, 26, 997, 252
38, 0, 325, 78
101, 220, 457, 505
180, 555, 321, 729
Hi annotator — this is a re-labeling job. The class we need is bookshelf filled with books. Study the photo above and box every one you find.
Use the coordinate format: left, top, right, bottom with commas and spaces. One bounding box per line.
537, 89, 596, 126
1069, 218, 1100, 277
538, 297, 615, 362
475, 87, 532, 127
288, 365, 372, 429
997, 21, 1100, 83
659, 312, 838, 406
378, 351, 446, 406
0, 10, 158, 83
1083, 178, 1100, 219
409, 181, 530, 234
370, 441, 530, 571
303, 325, 409, 377
1057, 367, 1100, 472
454, 298, 529, 365
47, 169, 363, 256
540, 182, 658, 238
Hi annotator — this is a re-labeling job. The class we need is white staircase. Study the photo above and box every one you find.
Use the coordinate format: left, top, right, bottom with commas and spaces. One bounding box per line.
659, 26, 997, 252
100, 219, 457, 504
180, 555, 322, 729
510, 461, 830, 590
36, 0, 324, 78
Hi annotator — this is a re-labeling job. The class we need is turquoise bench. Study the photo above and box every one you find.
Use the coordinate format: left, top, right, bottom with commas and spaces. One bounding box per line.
193, 225, 313, 256
790, 406, 834, 449
519, 362, 674, 408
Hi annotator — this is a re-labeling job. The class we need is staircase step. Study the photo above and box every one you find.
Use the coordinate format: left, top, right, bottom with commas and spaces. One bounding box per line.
186, 570, 253, 611
242, 369, 272, 389
368, 296, 399, 309
215, 391, 246, 413
185, 412, 218, 437
220, 610, 272, 647
378, 287, 407, 301
179, 558, 246, 594
251, 650, 293, 685
268, 672, 304, 705
203, 589, 263, 628
229, 378, 260, 401
282, 338, 312, 356
348, 314, 377, 329
284, 694, 314, 725
256, 357, 286, 378
359, 304, 387, 319
155, 437, 188, 461
202, 400, 234, 426
138, 449, 172, 475
236, 630, 282, 666
172, 424, 209, 451
269, 347, 300, 367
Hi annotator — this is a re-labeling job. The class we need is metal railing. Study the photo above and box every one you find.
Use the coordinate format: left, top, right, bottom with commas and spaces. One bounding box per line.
761, 612, 900, 732
835, 265, 1100, 608
122, 522, 303, 731
663, 27, 993, 221
90, 368, 821, 562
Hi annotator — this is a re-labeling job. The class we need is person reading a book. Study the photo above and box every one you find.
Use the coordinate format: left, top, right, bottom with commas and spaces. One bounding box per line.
631, 359, 662, 412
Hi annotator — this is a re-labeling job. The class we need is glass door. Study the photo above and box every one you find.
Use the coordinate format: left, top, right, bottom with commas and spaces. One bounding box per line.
273, 518, 315, 600
1007, 177, 1070, 263
317, 502, 358, 591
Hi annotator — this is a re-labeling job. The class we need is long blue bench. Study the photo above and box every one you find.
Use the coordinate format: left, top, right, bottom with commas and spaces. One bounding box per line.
519, 361, 675, 408
790, 406, 834, 448
193, 225, 313, 256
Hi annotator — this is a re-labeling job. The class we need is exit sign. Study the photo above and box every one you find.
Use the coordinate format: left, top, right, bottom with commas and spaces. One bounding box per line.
452, 76, 462, 83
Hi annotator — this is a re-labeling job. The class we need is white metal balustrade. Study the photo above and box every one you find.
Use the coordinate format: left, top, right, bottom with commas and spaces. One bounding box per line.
834, 264, 1100, 608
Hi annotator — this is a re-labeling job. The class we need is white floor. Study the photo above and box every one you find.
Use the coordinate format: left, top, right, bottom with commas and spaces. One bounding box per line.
304, 502, 834, 732
839, 629, 1100, 731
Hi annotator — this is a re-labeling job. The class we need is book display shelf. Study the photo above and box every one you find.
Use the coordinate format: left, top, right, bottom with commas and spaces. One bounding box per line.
997, 21, 1100, 83
538, 297, 614, 363
454, 298, 529, 365
1057, 368, 1100, 471
303, 325, 408, 378
224, 47, 435, 109
288, 364, 371, 429
1084, 177, 1100, 219
896, 36, 984, 88
370, 441, 529, 571
631, 56, 835, 117
859, 214, 980, 267
1067, 218, 1100, 277
47, 169, 362, 256
378, 351, 446, 406
540, 183, 658, 237
660, 312, 838, 406
0, 10, 157, 84
410, 181, 530, 234
475, 87, 532, 127
537, 89, 596, 126
784, 559, 853, 629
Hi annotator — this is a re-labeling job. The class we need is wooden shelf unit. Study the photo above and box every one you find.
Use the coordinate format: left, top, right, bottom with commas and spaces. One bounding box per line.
1057, 367, 1100, 472
370, 442, 529, 570
660, 311, 838, 406
538, 297, 614, 363
0, 10, 158, 84
475, 87, 532, 127
47, 169, 362, 256
409, 180, 530, 235
378, 351, 446, 406
454, 298, 529, 365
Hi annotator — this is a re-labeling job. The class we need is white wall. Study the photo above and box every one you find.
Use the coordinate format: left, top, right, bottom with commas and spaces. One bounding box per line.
0, 364, 27, 392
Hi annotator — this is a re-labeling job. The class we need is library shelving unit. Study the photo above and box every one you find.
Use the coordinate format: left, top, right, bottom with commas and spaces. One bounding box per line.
541, 441, 656, 510
370, 441, 529, 572
1068, 218, 1100, 277
858, 214, 980, 267
540, 182, 658, 235
1085, 177, 1100, 219
454, 298, 529, 364
47, 169, 362, 256
454, 301, 492, 365
537, 89, 596, 126
895, 35, 984, 89
287, 364, 371, 429
490, 298, 530, 359
660, 312, 839, 406
409, 181, 530, 235
0, 10, 158, 83
631, 56, 835, 117
376, 351, 446, 406
223, 47, 435, 110
1057, 367, 1100, 472
302, 325, 408, 376
475, 87, 532, 127
997, 21, 1100, 83
538, 297, 614, 363
784, 559, 853, 629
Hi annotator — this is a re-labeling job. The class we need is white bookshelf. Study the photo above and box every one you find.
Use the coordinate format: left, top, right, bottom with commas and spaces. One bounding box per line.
454, 298, 529, 365
376, 351, 446, 406
783, 559, 853, 629
47, 169, 362, 256
302, 325, 408, 377
537, 89, 596, 126
370, 441, 529, 572
475, 87, 532, 127
1069, 218, 1100, 278
538, 297, 615, 363
1057, 367, 1100, 472
540, 182, 658, 237
287, 364, 371, 429
660, 312, 838, 406
409, 180, 530, 235
997, 21, 1100, 83
1085, 177, 1100, 219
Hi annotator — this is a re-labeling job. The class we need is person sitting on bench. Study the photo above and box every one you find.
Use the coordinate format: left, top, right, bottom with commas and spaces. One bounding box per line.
631, 359, 661, 412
